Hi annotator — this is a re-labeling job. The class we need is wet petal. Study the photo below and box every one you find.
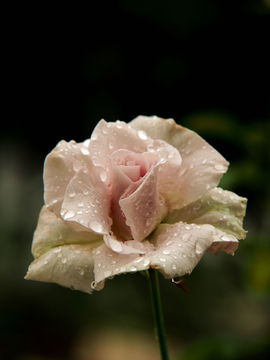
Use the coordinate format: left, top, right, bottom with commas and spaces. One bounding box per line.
129, 116, 229, 209
148, 222, 238, 278
119, 166, 167, 241
103, 232, 154, 254
44, 140, 92, 216
93, 244, 152, 283
25, 243, 99, 294
61, 166, 112, 235
165, 187, 247, 239
32, 206, 102, 258
89, 120, 153, 172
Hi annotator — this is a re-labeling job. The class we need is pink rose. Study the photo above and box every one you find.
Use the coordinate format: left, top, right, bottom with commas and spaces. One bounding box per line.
26, 116, 247, 293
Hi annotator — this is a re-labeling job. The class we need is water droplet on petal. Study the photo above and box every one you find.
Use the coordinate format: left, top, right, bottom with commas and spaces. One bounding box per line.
63, 210, 75, 220
146, 218, 153, 226
214, 164, 226, 172
163, 249, 171, 255
185, 225, 192, 230
81, 147, 90, 155
172, 276, 182, 284
61, 258, 67, 264
143, 259, 150, 266
138, 130, 148, 140
171, 263, 177, 271
129, 265, 138, 272
195, 240, 205, 254
44, 260, 48, 265
181, 232, 192, 242
99, 170, 107, 182
78, 201, 84, 207
159, 257, 166, 263
88, 220, 104, 233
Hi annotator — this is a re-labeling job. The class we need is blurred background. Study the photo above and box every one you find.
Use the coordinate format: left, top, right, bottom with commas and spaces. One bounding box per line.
1, 0, 270, 359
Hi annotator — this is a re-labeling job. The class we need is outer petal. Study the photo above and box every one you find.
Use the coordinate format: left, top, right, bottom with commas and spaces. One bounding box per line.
148, 223, 238, 279
25, 243, 98, 294
92, 222, 238, 284
129, 116, 229, 209
93, 244, 152, 283
44, 140, 93, 216
31, 206, 102, 258
61, 166, 112, 234
165, 187, 247, 239
89, 120, 153, 172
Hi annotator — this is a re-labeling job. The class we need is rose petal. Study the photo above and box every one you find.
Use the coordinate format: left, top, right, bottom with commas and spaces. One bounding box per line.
103, 232, 154, 254
129, 116, 229, 209
61, 166, 112, 234
165, 187, 247, 239
93, 222, 238, 284
32, 206, 102, 258
89, 120, 153, 172
93, 244, 152, 283
25, 243, 100, 294
148, 223, 238, 279
44, 140, 92, 216
119, 165, 167, 241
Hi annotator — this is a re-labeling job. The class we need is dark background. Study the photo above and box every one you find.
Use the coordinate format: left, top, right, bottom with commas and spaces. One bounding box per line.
1, 1, 270, 359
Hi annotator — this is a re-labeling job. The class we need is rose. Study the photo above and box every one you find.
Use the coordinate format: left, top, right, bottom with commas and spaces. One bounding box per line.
26, 116, 247, 293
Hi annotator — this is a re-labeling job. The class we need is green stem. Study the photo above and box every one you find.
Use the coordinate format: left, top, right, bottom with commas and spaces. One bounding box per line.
148, 269, 170, 360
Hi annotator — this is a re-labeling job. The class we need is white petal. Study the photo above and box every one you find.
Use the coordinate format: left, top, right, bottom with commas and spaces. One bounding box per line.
89, 119, 153, 172
129, 116, 229, 210
165, 187, 247, 239
25, 244, 98, 294
44, 140, 92, 216
119, 165, 167, 241
93, 244, 151, 283
103, 232, 154, 254
32, 206, 102, 258
61, 166, 111, 234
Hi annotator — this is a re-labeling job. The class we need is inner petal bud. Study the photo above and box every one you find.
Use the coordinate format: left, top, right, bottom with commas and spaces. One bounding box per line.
111, 150, 150, 182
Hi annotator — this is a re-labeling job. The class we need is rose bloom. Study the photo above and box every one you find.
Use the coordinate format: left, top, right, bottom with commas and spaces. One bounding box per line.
26, 116, 247, 293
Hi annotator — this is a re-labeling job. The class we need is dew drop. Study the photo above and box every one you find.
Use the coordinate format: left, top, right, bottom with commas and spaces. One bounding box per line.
79, 269, 84, 276
83, 189, 89, 195
171, 263, 177, 271
163, 249, 171, 255
99, 170, 107, 182
182, 253, 187, 258
172, 276, 182, 284
202, 158, 207, 164
195, 240, 205, 254
44, 260, 48, 265
143, 259, 150, 266
68, 187, 76, 197
53, 248, 62, 253
146, 218, 153, 226
78, 201, 84, 207
81, 147, 89, 155
159, 257, 166, 263
181, 232, 192, 242
129, 265, 138, 272
61, 258, 67, 264
88, 220, 104, 234
91, 281, 97, 290
185, 225, 192, 230
138, 130, 148, 140
63, 210, 75, 220
120, 266, 126, 272
108, 138, 115, 150
214, 164, 226, 172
